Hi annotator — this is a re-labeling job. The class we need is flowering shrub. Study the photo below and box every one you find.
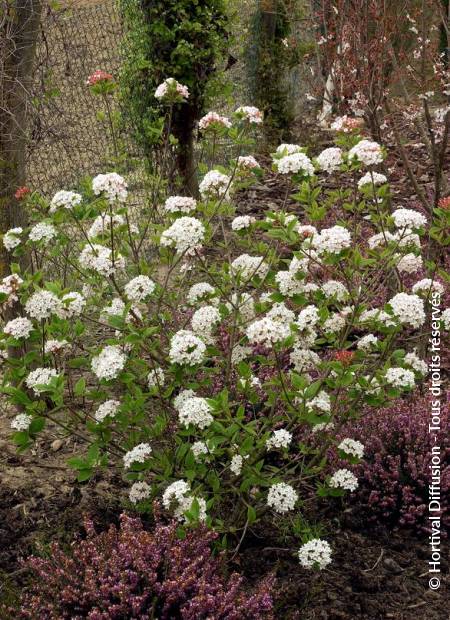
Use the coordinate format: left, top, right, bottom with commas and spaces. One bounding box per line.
1, 99, 449, 564
341, 392, 450, 534
11, 514, 274, 619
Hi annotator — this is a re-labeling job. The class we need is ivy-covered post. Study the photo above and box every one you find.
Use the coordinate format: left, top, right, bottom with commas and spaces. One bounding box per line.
119, 0, 229, 198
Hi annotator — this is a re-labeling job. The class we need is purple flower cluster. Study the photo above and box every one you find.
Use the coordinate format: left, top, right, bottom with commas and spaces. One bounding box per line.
344, 391, 450, 534
14, 515, 274, 619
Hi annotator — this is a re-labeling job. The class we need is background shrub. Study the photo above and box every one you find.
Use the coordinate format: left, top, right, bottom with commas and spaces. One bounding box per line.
12, 514, 274, 619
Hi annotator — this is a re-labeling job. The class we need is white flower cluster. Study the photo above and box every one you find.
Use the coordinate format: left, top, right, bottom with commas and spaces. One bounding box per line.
169, 330, 206, 365
276, 152, 315, 176
44, 339, 69, 354
246, 316, 290, 346
91, 345, 126, 380
312, 225, 351, 254
358, 171, 388, 189
266, 429, 292, 450
357, 333, 378, 351
58, 292, 86, 318
385, 367, 416, 389
191, 441, 209, 460
154, 78, 189, 100
392, 208, 427, 230
338, 438, 364, 459
298, 539, 332, 570
396, 253, 422, 274
187, 282, 216, 305
11, 413, 32, 431
129, 481, 151, 504
163, 196, 197, 214
79, 244, 125, 276
404, 351, 427, 375
92, 172, 128, 203
95, 399, 120, 422
199, 111, 231, 130
231, 254, 269, 280
231, 215, 255, 231
87, 213, 125, 239
0, 274, 23, 303
147, 367, 165, 389
3, 317, 33, 339
412, 279, 444, 296
441, 309, 450, 330
290, 347, 320, 372
29, 222, 57, 244
49, 190, 82, 213
348, 139, 384, 166
267, 482, 298, 513
235, 105, 263, 124
123, 443, 152, 468
230, 454, 244, 475
191, 305, 221, 342
124, 275, 155, 302
162, 480, 207, 522
322, 280, 348, 301
177, 396, 213, 429
316, 147, 343, 174
237, 155, 260, 169
329, 468, 358, 491
388, 292, 426, 329
276, 143, 302, 156
26, 367, 59, 394
3, 227, 23, 251
199, 170, 231, 199
160, 217, 205, 253
25, 290, 61, 321
307, 390, 331, 413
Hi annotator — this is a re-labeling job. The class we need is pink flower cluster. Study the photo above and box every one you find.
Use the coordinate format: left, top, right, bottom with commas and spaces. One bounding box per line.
86, 70, 113, 86
13, 515, 275, 619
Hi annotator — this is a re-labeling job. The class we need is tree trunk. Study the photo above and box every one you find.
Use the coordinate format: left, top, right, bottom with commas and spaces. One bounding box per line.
0, 0, 42, 278
173, 104, 199, 198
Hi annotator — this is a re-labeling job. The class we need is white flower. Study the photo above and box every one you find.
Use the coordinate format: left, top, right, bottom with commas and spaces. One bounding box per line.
191, 305, 221, 341
357, 334, 378, 351
58, 292, 86, 318
311, 421, 335, 434
296, 224, 317, 239
191, 441, 209, 460
392, 208, 427, 230
368, 231, 396, 249
187, 282, 217, 305
92, 172, 128, 203
25, 290, 61, 321
298, 539, 332, 569
237, 155, 260, 169
129, 481, 151, 504
267, 482, 298, 513
230, 454, 244, 475
321, 280, 348, 301
123, 443, 152, 468
323, 313, 346, 334
0, 274, 23, 302
91, 345, 126, 380
199, 111, 231, 130
395, 229, 421, 249
163, 196, 197, 214
441, 309, 450, 330
231, 344, 252, 365
26, 367, 59, 394
79, 244, 125, 276
124, 275, 155, 302
11, 413, 32, 431
88, 213, 125, 239
235, 105, 263, 124
227, 292, 255, 321
49, 190, 82, 213
155, 78, 189, 100
276, 143, 302, 156
297, 305, 320, 330
199, 170, 231, 199
102, 297, 126, 317
160, 217, 205, 253
44, 339, 69, 354
266, 429, 292, 450
3, 227, 23, 251
412, 278, 445, 296
95, 399, 120, 422
266, 302, 295, 326
173, 389, 197, 411
358, 171, 388, 189
329, 469, 358, 491
290, 347, 320, 372
306, 390, 331, 413
231, 254, 269, 280
316, 147, 343, 173
29, 222, 57, 243
388, 292, 425, 329
396, 253, 423, 274
162, 480, 190, 509
385, 367, 416, 389
147, 367, 165, 389
231, 215, 255, 231
162, 480, 206, 522
338, 438, 365, 459
246, 317, 290, 346
348, 139, 384, 166
312, 225, 351, 254
404, 351, 427, 375
3, 317, 33, 339
178, 396, 213, 429
275, 270, 305, 297
169, 330, 206, 365
276, 152, 314, 176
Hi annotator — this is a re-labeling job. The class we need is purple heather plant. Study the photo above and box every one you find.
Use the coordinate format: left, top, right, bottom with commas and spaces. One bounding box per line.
341, 391, 450, 534
12, 514, 274, 620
